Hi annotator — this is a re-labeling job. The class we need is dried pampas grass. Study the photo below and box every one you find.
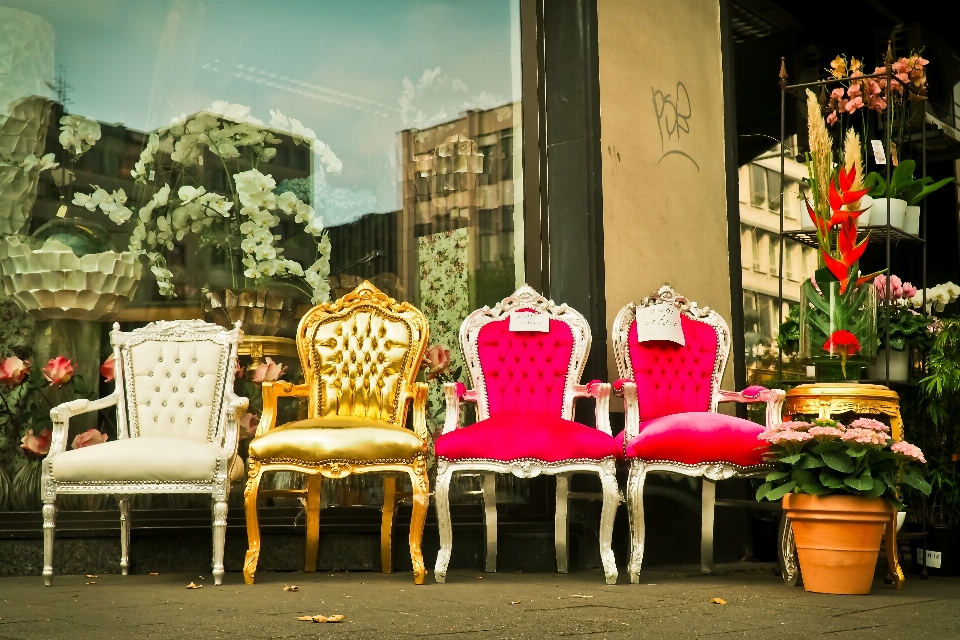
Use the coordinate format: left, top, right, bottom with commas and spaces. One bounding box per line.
843, 129, 864, 190
806, 89, 833, 217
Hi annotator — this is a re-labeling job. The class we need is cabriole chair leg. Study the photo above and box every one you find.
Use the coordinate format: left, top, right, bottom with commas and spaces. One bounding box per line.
212, 497, 228, 585
381, 475, 396, 574
555, 474, 569, 574
42, 500, 57, 586
433, 464, 454, 583
482, 472, 498, 573
243, 463, 264, 585
701, 479, 716, 574
304, 474, 322, 572
626, 461, 647, 584
598, 464, 619, 585
408, 459, 430, 585
119, 496, 131, 575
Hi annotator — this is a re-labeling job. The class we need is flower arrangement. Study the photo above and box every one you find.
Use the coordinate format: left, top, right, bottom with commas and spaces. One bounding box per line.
0, 352, 103, 510
755, 417, 930, 509
873, 274, 933, 353
65, 102, 339, 304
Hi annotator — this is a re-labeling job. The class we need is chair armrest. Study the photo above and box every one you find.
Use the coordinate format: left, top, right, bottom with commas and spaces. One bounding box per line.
611, 379, 640, 442
716, 386, 786, 428
222, 387, 250, 460
572, 380, 613, 435
442, 382, 478, 435
48, 393, 120, 457
257, 381, 309, 438
407, 381, 429, 441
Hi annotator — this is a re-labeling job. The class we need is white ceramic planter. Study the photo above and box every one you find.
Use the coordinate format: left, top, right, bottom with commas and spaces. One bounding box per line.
0, 236, 142, 321
865, 348, 909, 382
856, 195, 874, 226
870, 198, 907, 229
904, 205, 921, 235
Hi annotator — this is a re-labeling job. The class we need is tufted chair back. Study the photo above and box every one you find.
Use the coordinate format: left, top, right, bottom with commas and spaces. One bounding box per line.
613, 285, 729, 422
297, 281, 428, 426
462, 285, 590, 422
116, 320, 241, 443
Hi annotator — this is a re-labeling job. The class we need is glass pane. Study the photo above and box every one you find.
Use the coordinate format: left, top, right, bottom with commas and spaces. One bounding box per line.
766, 169, 782, 213
749, 164, 766, 207
0, 0, 524, 510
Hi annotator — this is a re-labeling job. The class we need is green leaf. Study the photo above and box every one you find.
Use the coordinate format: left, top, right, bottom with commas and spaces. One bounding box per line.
844, 473, 874, 491
867, 477, 887, 497
755, 482, 772, 501
821, 449, 854, 473
765, 471, 790, 482
780, 453, 802, 465
902, 468, 933, 495
847, 447, 870, 458
820, 469, 844, 488
796, 454, 824, 469
792, 469, 815, 486
801, 482, 830, 495
765, 481, 797, 501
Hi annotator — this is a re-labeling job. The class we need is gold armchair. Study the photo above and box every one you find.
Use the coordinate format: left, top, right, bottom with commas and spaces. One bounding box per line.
243, 281, 431, 584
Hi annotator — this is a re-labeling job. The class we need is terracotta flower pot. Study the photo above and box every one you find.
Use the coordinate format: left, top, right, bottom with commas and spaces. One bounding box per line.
784, 493, 892, 594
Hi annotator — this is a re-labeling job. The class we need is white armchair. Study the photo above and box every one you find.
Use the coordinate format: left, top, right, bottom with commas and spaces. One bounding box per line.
41, 320, 247, 586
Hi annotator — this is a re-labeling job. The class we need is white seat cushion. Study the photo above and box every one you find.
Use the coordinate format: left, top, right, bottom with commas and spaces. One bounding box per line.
47, 437, 224, 483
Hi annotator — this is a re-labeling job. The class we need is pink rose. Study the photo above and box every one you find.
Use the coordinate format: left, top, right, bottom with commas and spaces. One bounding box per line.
21, 429, 51, 456
239, 413, 259, 439
0, 356, 29, 385
253, 357, 287, 384
423, 345, 451, 380
100, 354, 115, 383
42, 356, 75, 386
72, 429, 108, 449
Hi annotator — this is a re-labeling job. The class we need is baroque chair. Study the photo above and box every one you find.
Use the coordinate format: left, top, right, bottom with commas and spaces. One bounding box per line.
243, 281, 431, 584
611, 284, 784, 583
42, 320, 247, 586
433, 285, 623, 584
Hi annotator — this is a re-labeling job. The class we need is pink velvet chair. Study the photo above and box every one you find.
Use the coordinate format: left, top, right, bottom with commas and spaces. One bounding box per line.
433, 285, 623, 584
612, 284, 784, 583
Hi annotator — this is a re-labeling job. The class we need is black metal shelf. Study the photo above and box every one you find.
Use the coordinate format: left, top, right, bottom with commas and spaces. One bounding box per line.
782, 225, 924, 249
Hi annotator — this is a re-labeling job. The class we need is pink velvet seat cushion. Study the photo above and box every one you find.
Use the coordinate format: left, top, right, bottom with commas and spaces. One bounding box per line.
435, 413, 623, 462
617, 412, 768, 467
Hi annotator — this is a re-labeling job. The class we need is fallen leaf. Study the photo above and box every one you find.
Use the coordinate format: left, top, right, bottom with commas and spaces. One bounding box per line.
510, 601, 521, 605
86, 574, 97, 578
186, 582, 202, 589
85, 582, 95, 585
476, 576, 483, 579
150, 572, 159, 576
570, 594, 593, 599
710, 598, 727, 605
297, 615, 344, 623
284, 585, 299, 592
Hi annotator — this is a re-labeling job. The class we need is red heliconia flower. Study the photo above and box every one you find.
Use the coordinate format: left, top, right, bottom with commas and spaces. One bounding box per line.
823, 330, 862, 379
820, 166, 871, 292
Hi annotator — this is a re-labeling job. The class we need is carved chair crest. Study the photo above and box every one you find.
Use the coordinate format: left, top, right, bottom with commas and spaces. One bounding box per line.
295, 281, 429, 427
460, 284, 591, 422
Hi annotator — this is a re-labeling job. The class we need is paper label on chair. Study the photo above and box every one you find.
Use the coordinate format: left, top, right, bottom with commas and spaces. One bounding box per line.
871, 139, 886, 165
509, 312, 549, 332
635, 304, 685, 346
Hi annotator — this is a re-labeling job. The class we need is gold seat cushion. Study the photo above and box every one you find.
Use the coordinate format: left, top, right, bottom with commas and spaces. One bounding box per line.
248, 416, 425, 463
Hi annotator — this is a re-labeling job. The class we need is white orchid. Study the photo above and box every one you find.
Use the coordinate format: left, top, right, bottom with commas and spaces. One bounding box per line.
59, 115, 101, 157
130, 133, 160, 182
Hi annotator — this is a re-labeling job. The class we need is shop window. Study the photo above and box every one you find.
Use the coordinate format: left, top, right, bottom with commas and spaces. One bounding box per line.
0, 0, 526, 515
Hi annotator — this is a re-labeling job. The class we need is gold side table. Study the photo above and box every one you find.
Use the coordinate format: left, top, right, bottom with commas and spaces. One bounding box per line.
238, 336, 298, 370
781, 383, 906, 589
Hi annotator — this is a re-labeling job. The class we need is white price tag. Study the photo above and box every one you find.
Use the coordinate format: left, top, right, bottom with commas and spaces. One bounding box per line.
923, 550, 942, 569
56, 205, 68, 218
871, 139, 886, 165
509, 312, 549, 332
636, 304, 685, 346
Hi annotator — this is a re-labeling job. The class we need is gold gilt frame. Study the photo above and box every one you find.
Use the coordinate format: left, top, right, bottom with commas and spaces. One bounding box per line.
243, 281, 431, 584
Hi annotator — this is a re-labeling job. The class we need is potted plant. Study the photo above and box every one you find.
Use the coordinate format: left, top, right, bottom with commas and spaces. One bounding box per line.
916, 318, 960, 573
68, 102, 339, 335
799, 89, 878, 382
865, 274, 932, 381
756, 418, 930, 594
864, 160, 953, 233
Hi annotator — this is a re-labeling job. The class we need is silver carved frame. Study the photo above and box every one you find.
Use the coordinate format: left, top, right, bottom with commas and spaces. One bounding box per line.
434, 284, 621, 585
40, 320, 248, 586
612, 284, 785, 583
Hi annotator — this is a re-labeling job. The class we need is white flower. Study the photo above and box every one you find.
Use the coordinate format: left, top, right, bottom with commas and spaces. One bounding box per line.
253, 243, 277, 261
206, 101, 263, 125
277, 191, 299, 215
37, 153, 59, 171
289, 118, 316, 141
153, 184, 171, 207
269, 109, 290, 129
259, 146, 277, 162
178, 185, 206, 204
316, 144, 342, 173
284, 260, 304, 277
59, 115, 101, 156
199, 193, 233, 217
